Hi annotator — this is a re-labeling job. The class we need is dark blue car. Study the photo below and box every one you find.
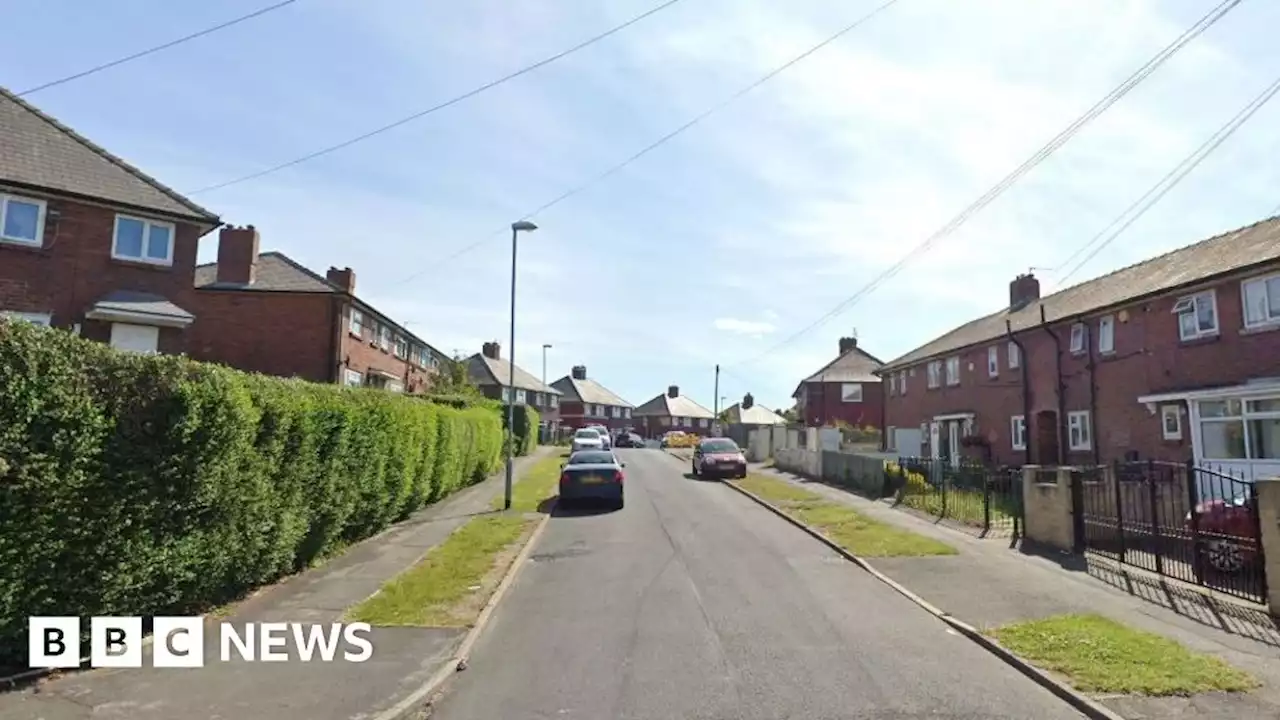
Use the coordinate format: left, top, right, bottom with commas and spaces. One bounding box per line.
559, 450, 625, 509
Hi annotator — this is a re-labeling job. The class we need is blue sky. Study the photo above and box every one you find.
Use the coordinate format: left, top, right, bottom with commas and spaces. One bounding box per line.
6, 0, 1280, 412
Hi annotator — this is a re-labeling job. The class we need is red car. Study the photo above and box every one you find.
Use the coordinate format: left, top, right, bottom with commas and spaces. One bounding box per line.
691, 438, 747, 479
1186, 495, 1260, 573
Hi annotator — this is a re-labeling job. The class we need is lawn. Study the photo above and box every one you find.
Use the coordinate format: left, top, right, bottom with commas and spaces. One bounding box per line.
491, 454, 564, 513
734, 474, 956, 557
898, 487, 1017, 528
989, 614, 1259, 696
345, 514, 536, 627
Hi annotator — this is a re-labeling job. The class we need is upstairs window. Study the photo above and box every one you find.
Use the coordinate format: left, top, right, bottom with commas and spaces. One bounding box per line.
515, 389, 527, 404
927, 361, 942, 388
898, 372, 907, 395
0, 193, 45, 245
944, 356, 960, 386
1008, 341, 1020, 369
379, 326, 391, 351
1242, 274, 1280, 329
841, 383, 863, 402
987, 346, 998, 377
1172, 291, 1218, 341
349, 309, 364, 336
1069, 323, 1086, 354
113, 215, 174, 265
1098, 315, 1115, 354
394, 336, 408, 359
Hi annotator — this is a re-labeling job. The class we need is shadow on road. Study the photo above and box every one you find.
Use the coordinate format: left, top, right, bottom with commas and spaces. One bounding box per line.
541, 495, 622, 517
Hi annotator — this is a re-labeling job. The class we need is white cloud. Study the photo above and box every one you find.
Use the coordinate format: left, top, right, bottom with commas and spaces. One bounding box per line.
714, 317, 777, 338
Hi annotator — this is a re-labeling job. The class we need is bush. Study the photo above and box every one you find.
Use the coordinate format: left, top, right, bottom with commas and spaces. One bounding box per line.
0, 320, 503, 669
501, 404, 540, 456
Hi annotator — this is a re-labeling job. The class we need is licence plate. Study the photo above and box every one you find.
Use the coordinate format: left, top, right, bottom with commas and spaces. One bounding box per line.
579, 474, 603, 484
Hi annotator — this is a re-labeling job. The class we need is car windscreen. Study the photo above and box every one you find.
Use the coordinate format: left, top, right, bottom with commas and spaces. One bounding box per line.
700, 440, 739, 453
574, 429, 600, 439
569, 451, 615, 465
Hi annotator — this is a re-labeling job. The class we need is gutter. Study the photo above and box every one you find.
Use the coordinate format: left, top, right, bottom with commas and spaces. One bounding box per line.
1039, 304, 1067, 465
1005, 319, 1033, 464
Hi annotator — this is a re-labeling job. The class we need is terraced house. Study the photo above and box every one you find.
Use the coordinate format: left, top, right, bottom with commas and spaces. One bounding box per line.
550, 365, 632, 433
878, 216, 1280, 481
466, 342, 561, 422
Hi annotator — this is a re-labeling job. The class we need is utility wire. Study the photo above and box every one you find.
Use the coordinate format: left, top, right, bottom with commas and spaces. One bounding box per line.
385, 0, 902, 289
730, 0, 1245, 369
188, 0, 690, 195
16, 0, 300, 97
1054, 70, 1280, 288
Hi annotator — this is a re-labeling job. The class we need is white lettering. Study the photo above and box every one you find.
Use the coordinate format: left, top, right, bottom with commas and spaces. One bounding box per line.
342, 623, 373, 662
291, 623, 342, 662
220, 623, 254, 661
259, 622, 289, 662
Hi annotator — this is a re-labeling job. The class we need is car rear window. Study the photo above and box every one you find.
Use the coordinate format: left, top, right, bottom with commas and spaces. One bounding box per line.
574, 429, 599, 438
569, 451, 615, 465
700, 439, 739, 453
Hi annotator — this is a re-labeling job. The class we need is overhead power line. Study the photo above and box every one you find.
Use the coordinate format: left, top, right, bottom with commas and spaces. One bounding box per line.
1054, 70, 1280, 287
188, 0, 690, 195
729, 0, 1245, 369
385, 0, 902, 289
17, 0, 301, 97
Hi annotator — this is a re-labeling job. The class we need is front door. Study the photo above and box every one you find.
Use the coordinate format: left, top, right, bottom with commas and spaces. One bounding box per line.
929, 422, 941, 460
947, 420, 961, 468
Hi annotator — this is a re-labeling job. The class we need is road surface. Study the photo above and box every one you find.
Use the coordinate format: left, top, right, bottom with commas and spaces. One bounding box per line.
429, 448, 1083, 720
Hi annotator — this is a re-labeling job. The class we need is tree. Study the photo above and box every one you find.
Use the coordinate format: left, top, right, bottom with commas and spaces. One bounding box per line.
430, 353, 483, 398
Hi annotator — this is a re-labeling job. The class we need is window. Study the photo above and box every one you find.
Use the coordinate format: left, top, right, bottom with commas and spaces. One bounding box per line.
699, 418, 709, 428
551, 394, 559, 408
515, 389, 527, 404
1008, 341, 1020, 369
944, 356, 960, 386
927, 361, 942, 388
987, 346, 998, 377
886, 426, 897, 451
109, 323, 159, 354
841, 383, 863, 402
379, 326, 391, 351
623, 407, 630, 418
349, 309, 363, 336
394, 336, 408, 359
1067, 410, 1092, 451
0, 193, 45, 245
1161, 404, 1182, 440
1, 311, 51, 326
888, 374, 896, 396
1172, 291, 1218, 341
387, 381, 404, 393
1069, 323, 1086, 354
613, 406, 623, 418
112, 215, 174, 265
1197, 397, 1280, 460
343, 369, 363, 387
1010, 415, 1027, 451
898, 372, 907, 395
1098, 315, 1115, 354
1242, 274, 1280, 328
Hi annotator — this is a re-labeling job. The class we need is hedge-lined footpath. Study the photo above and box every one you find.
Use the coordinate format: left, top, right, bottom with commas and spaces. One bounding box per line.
0, 320, 505, 670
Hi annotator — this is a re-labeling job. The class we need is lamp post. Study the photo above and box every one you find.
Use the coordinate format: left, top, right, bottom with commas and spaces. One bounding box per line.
504, 220, 538, 511
541, 343, 552, 387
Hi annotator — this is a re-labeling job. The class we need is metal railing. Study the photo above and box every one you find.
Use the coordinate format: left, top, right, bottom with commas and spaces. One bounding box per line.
886, 457, 1022, 537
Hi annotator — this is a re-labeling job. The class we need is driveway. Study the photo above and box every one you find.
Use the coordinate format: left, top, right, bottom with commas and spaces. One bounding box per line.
428, 448, 1084, 720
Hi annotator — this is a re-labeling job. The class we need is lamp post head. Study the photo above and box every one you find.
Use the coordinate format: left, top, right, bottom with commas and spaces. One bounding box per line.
543, 343, 552, 350
512, 220, 538, 233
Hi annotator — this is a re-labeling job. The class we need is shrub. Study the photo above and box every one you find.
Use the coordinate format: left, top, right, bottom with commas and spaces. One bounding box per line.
0, 320, 503, 670
501, 404, 540, 456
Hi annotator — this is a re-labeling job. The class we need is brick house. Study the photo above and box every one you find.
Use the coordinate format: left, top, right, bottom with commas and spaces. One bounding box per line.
190, 226, 444, 392
792, 335, 885, 429
550, 365, 633, 433
466, 342, 561, 423
879, 216, 1280, 481
0, 86, 220, 352
632, 385, 715, 437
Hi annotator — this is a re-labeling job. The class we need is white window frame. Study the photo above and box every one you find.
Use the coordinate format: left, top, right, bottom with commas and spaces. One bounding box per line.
394, 335, 408, 359
515, 389, 527, 404
623, 407, 629, 418
944, 356, 960, 386
349, 309, 363, 336
1098, 315, 1115, 354
1241, 273, 1280, 329
1161, 404, 1182, 440
899, 372, 907, 395
1008, 341, 1020, 369
1195, 396, 1280, 461
343, 369, 363, 387
927, 361, 941, 389
379, 326, 391, 351
1172, 290, 1218, 341
109, 323, 160, 354
551, 395, 559, 408
111, 214, 176, 266
699, 418, 709, 428
501, 387, 511, 403
841, 383, 863, 403
533, 392, 543, 406
1, 311, 52, 326
1067, 410, 1092, 451
387, 381, 404, 393
0, 193, 47, 246
1069, 322, 1086, 354
1010, 415, 1027, 451
987, 346, 998, 377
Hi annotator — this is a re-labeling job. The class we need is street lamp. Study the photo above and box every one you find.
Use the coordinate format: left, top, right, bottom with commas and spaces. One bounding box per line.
504, 219, 538, 511
541, 343, 552, 387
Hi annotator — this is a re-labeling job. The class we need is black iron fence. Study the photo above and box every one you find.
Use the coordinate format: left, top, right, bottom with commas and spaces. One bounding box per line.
885, 457, 1022, 537
1076, 459, 1267, 605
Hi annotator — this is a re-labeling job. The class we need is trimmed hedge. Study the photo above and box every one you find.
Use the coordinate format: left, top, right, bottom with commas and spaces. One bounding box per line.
0, 320, 503, 669
503, 404, 541, 456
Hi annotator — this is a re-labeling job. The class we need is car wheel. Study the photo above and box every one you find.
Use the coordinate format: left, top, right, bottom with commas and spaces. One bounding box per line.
691, 462, 698, 477
615, 496, 625, 510
1204, 539, 1246, 573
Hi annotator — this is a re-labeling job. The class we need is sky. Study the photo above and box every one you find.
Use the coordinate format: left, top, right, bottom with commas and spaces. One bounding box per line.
5, 0, 1280, 412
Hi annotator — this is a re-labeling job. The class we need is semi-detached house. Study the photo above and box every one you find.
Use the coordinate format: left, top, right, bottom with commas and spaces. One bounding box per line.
466, 342, 562, 422
550, 365, 633, 433
879, 215, 1280, 482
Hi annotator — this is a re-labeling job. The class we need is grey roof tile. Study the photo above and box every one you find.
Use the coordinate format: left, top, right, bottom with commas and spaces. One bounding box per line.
723, 403, 786, 425
633, 392, 715, 419
0, 86, 217, 222
549, 376, 632, 407
195, 252, 335, 292
468, 354, 560, 394
91, 290, 193, 322
793, 345, 884, 397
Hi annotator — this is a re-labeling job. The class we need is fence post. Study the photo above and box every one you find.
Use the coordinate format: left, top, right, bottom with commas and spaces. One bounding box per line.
982, 470, 992, 533
1111, 460, 1126, 564
1147, 459, 1165, 576
1185, 459, 1204, 584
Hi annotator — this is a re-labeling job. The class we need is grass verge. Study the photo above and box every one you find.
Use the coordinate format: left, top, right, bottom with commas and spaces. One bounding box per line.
492, 454, 564, 513
734, 474, 956, 557
988, 614, 1259, 696
345, 514, 536, 627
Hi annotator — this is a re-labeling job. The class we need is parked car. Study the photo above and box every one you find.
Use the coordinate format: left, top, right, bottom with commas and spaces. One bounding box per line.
1187, 494, 1261, 573
659, 431, 683, 449
691, 437, 747, 479
614, 432, 643, 448
559, 450, 625, 509
571, 428, 604, 453
585, 424, 612, 449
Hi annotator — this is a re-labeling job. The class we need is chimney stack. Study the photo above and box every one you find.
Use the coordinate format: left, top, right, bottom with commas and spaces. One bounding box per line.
481, 341, 501, 360
1009, 273, 1041, 311
667, 385, 679, 398
327, 266, 356, 294
571, 365, 587, 380
216, 225, 260, 285
838, 335, 858, 355
742, 393, 754, 410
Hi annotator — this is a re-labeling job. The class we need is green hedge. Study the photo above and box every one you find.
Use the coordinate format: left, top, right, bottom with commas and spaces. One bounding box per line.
0, 320, 503, 669
503, 404, 540, 456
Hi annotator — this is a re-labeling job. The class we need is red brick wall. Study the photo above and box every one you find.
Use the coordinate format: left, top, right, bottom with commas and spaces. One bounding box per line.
477, 384, 561, 420
560, 401, 632, 432
883, 266, 1280, 466
338, 304, 437, 393
799, 380, 884, 429
0, 194, 206, 352
188, 290, 335, 381
634, 415, 710, 437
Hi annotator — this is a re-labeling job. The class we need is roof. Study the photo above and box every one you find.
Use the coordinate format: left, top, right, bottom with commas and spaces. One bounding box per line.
723, 403, 786, 426
880, 215, 1280, 372
633, 392, 715, 419
90, 290, 193, 322
195, 250, 444, 355
467, 355, 561, 394
0, 86, 217, 224
792, 345, 884, 398
550, 376, 633, 408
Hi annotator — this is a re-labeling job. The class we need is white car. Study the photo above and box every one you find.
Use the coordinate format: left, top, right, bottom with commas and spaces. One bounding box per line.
571, 428, 604, 452
588, 425, 612, 449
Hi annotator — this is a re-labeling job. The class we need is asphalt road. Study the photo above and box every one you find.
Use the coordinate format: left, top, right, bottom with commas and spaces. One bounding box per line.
428, 448, 1083, 720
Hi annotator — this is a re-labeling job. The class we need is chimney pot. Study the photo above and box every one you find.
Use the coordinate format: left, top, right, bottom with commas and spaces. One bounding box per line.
216, 225, 260, 285
481, 342, 501, 360
667, 385, 679, 398
838, 336, 858, 354
1009, 273, 1041, 311
571, 365, 587, 380
327, 266, 356, 294
742, 393, 754, 409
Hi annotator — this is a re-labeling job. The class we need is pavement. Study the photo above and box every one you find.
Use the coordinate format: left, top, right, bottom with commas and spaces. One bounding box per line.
0, 447, 556, 720
428, 448, 1085, 719
750, 463, 1280, 720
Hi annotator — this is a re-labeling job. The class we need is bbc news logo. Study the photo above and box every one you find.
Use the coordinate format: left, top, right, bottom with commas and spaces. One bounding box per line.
29, 617, 374, 668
